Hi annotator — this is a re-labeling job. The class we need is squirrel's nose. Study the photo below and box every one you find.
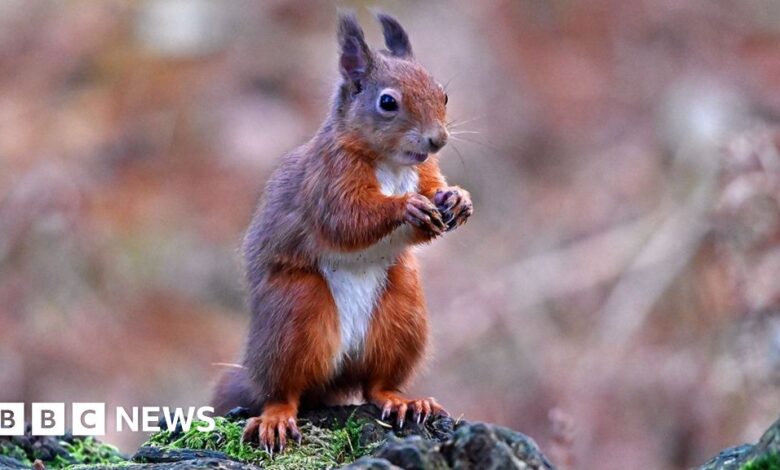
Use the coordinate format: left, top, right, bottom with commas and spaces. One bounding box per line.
426, 130, 448, 153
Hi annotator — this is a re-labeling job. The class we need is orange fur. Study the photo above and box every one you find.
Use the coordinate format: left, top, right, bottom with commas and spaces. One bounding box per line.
418, 156, 448, 199
311, 136, 409, 252
264, 270, 339, 399
362, 252, 428, 390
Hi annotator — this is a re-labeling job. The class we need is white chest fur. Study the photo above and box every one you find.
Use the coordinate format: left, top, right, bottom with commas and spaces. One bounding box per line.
320, 163, 419, 366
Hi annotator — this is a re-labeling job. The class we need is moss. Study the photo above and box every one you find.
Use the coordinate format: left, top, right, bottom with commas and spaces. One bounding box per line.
742, 452, 780, 470
146, 417, 267, 463
52, 437, 127, 469
0, 436, 126, 469
145, 415, 378, 470
0, 441, 32, 466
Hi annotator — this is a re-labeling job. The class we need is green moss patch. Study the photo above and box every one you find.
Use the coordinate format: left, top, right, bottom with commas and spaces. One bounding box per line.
742, 453, 780, 470
0, 440, 32, 466
144, 415, 378, 470
0, 435, 126, 469
55, 437, 127, 468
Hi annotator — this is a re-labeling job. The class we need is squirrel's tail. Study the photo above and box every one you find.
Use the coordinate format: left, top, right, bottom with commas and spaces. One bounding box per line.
211, 367, 264, 416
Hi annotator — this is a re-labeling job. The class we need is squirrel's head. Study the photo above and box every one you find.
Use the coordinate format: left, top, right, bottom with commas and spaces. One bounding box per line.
335, 12, 448, 166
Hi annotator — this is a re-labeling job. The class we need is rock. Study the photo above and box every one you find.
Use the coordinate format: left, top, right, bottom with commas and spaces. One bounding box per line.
301, 404, 385, 429
299, 405, 454, 443
78, 458, 263, 469
0, 404, 556, 470
0, 431, 123, 469
296, 405, 554, 469
0, 455, 29, 469
695, 414, 780, 469
754, 415, 780, 455
341, 420, 555, 470
224, 407, 250, 421
429, 416, 457, 443
441, 422, 554, 470
696, 445, 754, 470
359, 421, 388, 448
373, 435, 449, 469
127, 405, 556, 469
342, 456, 404, 469
132, 446, 233, 463
153, 460, 261, 469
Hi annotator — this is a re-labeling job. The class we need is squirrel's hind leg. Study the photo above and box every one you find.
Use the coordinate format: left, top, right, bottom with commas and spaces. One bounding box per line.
241, 270, 340, 452
361, 253, 447, 427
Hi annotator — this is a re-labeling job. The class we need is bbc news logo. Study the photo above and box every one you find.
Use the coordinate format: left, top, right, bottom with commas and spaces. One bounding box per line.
0, 403, 215, 436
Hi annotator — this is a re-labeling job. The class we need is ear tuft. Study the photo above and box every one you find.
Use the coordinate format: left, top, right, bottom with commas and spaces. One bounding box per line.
337, 11, 372, 84
376, 12, 413, 58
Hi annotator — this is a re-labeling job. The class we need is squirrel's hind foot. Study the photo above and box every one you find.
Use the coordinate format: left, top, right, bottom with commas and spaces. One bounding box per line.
369, 390, 448, 428
242, 403, 302, 455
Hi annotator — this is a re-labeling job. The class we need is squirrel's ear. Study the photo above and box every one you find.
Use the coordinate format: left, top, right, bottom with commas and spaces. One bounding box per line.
338, 11, 372, 86
376, 13, 413, 59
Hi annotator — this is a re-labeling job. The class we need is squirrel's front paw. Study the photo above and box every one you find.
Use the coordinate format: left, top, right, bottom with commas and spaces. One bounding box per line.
405, 193, 445, 237
434, 187, 473, 231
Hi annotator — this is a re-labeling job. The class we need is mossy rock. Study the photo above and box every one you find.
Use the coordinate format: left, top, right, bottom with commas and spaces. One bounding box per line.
0, 431, 126, 469
696, 415, 780, 470
136, 406, 381, 469
0, 405, 555, 469
132, 404, 552, 469
741, 452, 780, 470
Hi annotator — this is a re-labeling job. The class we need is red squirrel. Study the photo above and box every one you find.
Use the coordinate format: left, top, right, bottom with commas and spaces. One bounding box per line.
212, 12, 473, 452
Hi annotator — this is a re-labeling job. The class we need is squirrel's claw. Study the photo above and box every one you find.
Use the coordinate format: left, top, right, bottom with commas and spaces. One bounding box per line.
242, 416, 260, 443
276, 421, 287, 453
396, 402, 408, 428
289, 418, 302, 445
412, 400, 424, 424
381, 402, 392, 421
446, 203, 473, 231
422, 399, 432, 423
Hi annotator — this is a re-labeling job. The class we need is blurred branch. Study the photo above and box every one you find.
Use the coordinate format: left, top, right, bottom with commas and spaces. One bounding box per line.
505, 213, 661, 311
595, 163, 717, 348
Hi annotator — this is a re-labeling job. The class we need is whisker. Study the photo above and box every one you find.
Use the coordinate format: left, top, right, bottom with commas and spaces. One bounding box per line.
447, 114, 486, 129
450, 134, 502, 153
211, 362, 246, 369
449, 130, 481, 135
448, 142, 467, 172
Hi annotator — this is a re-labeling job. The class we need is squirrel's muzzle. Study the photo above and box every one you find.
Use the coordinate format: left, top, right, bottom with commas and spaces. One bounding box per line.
425, 128, 448, 153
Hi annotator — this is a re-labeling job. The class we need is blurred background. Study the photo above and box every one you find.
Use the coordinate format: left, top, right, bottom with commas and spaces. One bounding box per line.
1, 1, 779, 469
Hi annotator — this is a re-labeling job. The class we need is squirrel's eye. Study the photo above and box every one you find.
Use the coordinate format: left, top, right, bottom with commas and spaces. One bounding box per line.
378, 94, 399, 112
444, 93, 448, 105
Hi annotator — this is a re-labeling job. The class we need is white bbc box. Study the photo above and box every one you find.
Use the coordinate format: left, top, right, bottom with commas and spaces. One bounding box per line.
32, 403, 65, 436
0, 403, 24, 436
72, 403, 106, 436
